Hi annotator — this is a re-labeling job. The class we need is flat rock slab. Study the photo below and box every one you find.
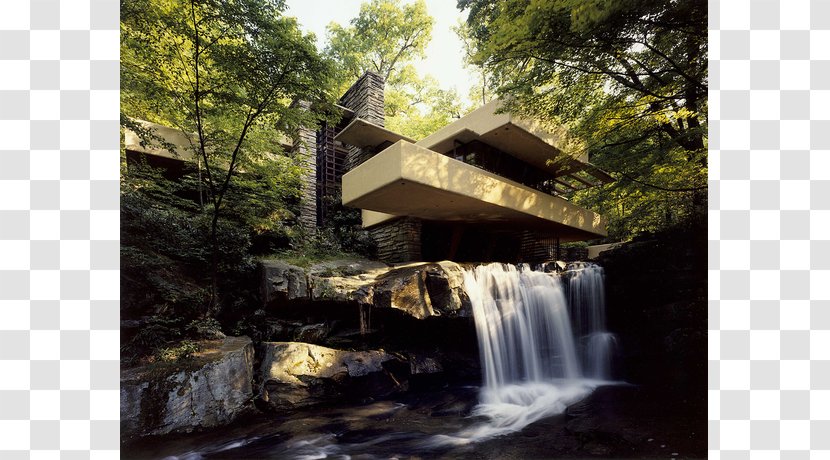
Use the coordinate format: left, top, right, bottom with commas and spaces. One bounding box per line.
121, 336, 254, 441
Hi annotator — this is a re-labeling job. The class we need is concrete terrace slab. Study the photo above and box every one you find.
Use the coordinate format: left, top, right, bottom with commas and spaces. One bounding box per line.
342, 140, 607, 241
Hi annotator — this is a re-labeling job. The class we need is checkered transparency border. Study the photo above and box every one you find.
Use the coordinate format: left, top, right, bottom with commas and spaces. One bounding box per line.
0, 0, 120, 458
0, 0, 826, 457
709, 0, 830, 457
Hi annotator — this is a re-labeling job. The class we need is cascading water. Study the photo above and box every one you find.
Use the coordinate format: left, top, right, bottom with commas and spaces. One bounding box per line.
467, 264, 580, 386
434, 262, 616, 444
151, 261, 622, 459
567, 263, 618, 380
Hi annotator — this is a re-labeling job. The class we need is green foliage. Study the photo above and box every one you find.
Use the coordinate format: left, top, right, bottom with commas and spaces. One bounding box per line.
319, 192, 378, 259
325, 0, 462, 140
121, 316, 184, 366
460, 0, 707, 239
122, 0, 339, 309
384, 68, 464, 139
120, 163, 254, 268
120, 159, 269, 347
186, 317, 224, 339
274, 231, 370, 270
453, 20, 494, 108
156, 340, 201, 363
122, 0, 336, 139
325, 0, 433, 89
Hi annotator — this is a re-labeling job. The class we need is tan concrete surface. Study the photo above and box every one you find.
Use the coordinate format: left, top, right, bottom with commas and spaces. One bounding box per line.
334, 118, 415, 149
123, 119, 294, 163
416, 100, 588, 171
342, 141, 607, 240
123, 120, 197, 162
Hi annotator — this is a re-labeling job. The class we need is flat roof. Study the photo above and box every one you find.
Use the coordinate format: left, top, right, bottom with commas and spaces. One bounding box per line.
123, 118, 296, 165
415, 100, 613, 188
334, 118, 415, 149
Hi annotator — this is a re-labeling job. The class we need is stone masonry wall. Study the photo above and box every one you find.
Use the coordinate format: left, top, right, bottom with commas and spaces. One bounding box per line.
293, 101, 318, 230
368, 217, 422, 263
338, 72, 385, 172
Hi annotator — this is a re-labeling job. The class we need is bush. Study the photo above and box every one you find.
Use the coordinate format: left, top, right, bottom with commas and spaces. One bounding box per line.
320, 192, 377, 258
155, 340, 200, 362
121, 316, 184, 366
186, 317, 224, 339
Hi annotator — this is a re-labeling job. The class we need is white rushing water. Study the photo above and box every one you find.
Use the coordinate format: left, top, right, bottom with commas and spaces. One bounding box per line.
567, 263, 618, 380
434, 262, 616, 445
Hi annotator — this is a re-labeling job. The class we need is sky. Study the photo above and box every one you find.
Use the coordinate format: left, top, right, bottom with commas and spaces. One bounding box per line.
284, 0, 474, 105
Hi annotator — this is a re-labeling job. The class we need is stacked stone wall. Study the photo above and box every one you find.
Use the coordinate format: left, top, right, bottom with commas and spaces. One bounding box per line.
293, 101, 317, 230
368, 217, 422, 263
338, 72, 386, 171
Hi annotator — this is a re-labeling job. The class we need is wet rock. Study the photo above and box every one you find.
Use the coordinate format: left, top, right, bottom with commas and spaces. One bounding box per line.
293, 322, 329, 343
258, 342, 408, 410
373, 262, 471, 319
373, 265, 435, 319
261, 261, 308, 302
307, 259, 388, 303
120, 336, 255, 441
424, 261, 471, 317
258, 258, 473, 320
409, 355, 443, 375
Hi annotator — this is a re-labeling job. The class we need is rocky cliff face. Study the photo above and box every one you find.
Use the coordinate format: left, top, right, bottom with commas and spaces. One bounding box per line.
596, 226, 707, 389
260, 259, 472, 319
123, 260, 484, 443
120, 336, 255, 441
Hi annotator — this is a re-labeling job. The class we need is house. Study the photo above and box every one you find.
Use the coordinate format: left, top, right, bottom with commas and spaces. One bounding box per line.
309, 72, 612, 263
124, 71, 612, 264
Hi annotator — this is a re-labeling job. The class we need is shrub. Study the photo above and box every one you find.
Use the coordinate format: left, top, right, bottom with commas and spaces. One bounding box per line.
155, 340, 200, 362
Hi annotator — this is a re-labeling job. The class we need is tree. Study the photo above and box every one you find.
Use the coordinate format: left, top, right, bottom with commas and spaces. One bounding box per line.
460, 0, 707, 238
325, 0, 433, 92
121, 0, 336, 311
384, 66, 464, 139
324, 0, 462, 139
453, 20, 494, 107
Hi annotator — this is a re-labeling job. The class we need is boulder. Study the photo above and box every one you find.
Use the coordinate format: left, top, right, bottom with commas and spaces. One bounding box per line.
424, 261, 471, 316
261, 261, 308, 303
120, 336, 254, 441
372, 264, 435, 319
373, 262, 471, 319
258, 342, 408, 409
293, 322, 329, 343
257, 258, 473, 319
307, 259, 388, 303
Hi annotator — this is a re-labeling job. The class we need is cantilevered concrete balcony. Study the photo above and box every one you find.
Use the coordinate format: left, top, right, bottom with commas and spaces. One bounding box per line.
342, 140, 607, 242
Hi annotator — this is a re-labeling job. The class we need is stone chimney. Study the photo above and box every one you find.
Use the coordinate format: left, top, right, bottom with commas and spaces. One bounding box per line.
291, 101, 318, 230
338, 71, 385, 172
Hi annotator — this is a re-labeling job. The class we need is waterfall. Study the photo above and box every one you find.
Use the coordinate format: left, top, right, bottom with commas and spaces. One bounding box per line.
434, 262, 615, 444
464, 263, 581, 387
567, 263, 618, 380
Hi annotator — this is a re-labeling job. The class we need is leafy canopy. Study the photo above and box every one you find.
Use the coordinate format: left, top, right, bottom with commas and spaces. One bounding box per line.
460, 0, 708, 238
324, 0, 463, 140
325, 0, 433, 88
121, 0, 338, 308
122, 0, 336, 169
121, 0, 338, 211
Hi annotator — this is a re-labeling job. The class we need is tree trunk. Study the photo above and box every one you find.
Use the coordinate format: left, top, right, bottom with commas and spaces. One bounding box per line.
208, 206, 221, 316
